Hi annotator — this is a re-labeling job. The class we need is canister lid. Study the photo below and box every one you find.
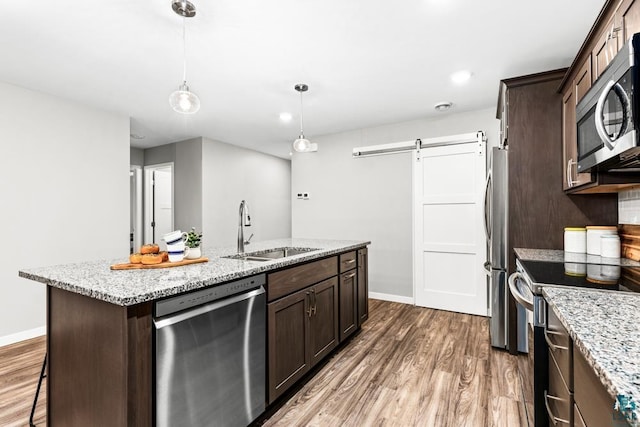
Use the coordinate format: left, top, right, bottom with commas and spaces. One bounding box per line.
585, 225, 617, 230
564, 227, 586, 231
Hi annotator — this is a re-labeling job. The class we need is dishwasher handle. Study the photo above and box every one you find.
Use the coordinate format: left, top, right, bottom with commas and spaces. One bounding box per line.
154, 286, 265, 329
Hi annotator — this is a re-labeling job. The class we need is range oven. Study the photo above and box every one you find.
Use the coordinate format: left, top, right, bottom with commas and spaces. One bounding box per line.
576, 33, 640, 173
508, 258, 638, 427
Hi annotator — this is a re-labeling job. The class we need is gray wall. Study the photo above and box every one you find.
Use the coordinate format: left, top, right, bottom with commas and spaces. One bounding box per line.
292, 108, 499, 301
130, 147, 144, 166
174, 139, 203, 232
0, 81, 129, 343
144, 143, 176, 166
202, 137, 292, 249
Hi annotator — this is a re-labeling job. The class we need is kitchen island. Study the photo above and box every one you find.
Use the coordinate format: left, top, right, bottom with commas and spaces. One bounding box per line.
19, 238, 370, 427
543, 287, 640, 426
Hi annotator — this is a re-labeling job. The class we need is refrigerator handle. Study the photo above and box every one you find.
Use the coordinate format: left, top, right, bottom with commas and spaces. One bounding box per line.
483, 170, 492, 241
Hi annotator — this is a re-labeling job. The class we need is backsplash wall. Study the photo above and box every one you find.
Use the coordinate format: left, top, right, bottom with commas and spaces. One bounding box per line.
619, 188, 640, 224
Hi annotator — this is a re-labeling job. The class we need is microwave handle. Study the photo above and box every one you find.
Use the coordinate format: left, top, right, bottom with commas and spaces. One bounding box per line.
594, 79, 631, 150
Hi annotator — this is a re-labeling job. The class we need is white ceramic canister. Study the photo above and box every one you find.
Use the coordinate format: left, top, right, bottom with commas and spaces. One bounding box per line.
585, 226, 618, 255
564, 227, 586, 253
600, 234, 621, 258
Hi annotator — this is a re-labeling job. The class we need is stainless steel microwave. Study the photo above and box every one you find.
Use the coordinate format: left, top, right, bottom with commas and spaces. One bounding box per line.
576, 33, 640, 172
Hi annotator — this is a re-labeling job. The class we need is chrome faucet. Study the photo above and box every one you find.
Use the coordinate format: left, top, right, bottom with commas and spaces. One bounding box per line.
237, 200, 252, 254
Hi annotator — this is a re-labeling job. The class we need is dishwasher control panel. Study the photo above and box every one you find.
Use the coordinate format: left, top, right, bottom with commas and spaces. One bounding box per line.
154, 273, 266, 318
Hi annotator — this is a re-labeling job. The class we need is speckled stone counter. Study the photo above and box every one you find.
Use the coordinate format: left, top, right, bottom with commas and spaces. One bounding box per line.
515, 248, 640, 266
543, 287, 640, 424
19, 238, 370, 306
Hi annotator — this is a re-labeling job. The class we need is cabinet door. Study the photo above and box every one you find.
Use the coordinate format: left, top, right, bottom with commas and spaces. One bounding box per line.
357, 248, 369, 325
592, 15, 619, 81
309, 277, 339, 367
546, 352, 572, 426
574, 57, 592, 104
562, 87, 594, 190
267, 287, 310, 403
618, 0, 640, 45
339, 270, 358, 342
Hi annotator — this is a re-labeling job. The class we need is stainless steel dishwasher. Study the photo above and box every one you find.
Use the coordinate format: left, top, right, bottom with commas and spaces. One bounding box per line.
154, 274, 266, 427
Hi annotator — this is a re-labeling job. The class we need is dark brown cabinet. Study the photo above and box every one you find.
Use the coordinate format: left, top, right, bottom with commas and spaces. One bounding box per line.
339, 269, 357, 341
574, 342, 630, 426
267, 276, 339, 403
546, 305, 573, 426
267, 286, 310, 403
309, 278, 339, 365
357, 248, 369, 325
559, 0, 640, 193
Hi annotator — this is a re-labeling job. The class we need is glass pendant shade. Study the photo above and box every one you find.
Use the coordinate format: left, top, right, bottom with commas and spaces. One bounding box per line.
169, 82, 200, 114
293, 134, 311, 152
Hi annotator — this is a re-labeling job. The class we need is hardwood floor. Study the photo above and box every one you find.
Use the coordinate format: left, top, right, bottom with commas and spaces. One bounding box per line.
0, 300, 532, 426
262, 300, 533, 427
0, 335, 46, 427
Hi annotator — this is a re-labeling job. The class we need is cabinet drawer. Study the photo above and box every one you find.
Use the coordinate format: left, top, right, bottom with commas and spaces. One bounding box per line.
268, 257, 338, 302
546, 351, 572, 426
339, 251, 357, 273
547, 306, 573, 390
574, 343, 617, 427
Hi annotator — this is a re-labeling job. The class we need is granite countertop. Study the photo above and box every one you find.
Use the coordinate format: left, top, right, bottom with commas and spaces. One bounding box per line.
543, 287, 640, 424
19, 238, 370, 306
515, 248, 640, 267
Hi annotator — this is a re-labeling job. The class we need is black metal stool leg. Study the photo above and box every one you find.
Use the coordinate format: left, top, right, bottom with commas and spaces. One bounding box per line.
29, 353, 47, 427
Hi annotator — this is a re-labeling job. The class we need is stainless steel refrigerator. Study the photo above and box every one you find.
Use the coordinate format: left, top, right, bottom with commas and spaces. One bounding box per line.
484, 146, 509, 350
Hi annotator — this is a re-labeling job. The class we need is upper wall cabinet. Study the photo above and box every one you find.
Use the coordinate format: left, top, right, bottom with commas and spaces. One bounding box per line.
560, 0, 640, 194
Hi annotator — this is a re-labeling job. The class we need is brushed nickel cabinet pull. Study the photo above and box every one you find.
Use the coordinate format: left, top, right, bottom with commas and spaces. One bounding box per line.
544, 329, 569, 352
544, 391, 570, 425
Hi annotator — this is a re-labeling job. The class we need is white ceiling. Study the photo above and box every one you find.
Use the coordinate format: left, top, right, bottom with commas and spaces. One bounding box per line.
0, 0, 604, 159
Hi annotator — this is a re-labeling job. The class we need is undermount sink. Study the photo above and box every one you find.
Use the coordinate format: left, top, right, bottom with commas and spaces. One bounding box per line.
223, 247, 319, 262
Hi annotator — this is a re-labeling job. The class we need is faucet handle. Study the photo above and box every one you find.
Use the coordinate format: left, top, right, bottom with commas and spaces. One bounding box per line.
244, 233, 254, 245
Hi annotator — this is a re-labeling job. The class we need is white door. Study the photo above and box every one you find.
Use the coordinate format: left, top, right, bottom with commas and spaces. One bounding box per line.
413, 133, 487, 316
144, 164, 174, 245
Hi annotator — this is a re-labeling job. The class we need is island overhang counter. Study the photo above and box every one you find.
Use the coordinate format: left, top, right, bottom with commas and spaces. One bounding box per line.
19, 238, 370, 427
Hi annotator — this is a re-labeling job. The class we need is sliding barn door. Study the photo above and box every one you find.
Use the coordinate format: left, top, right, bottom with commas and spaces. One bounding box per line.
413, 135, 487, 316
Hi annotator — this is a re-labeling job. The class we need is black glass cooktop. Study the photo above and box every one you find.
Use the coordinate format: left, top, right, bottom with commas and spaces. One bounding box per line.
518, 260, 640, 294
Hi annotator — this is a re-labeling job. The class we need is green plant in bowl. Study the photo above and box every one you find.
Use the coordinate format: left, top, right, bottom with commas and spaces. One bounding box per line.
186, 227, 202, 248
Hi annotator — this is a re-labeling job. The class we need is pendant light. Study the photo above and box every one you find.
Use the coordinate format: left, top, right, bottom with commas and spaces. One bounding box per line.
293, 83, 318, 152
169, 0, 200, 114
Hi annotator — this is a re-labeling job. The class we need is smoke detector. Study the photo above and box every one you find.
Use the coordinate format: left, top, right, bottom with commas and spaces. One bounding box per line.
434, 102, 452, 112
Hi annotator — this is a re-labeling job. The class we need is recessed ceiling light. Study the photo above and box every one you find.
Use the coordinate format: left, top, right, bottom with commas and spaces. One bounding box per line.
434, 102, 452, 112
451, 70, 472, 84
279, 112, 292, 122
130, 133, 146, 140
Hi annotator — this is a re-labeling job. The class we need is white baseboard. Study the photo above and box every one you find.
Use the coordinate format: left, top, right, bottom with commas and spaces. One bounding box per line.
0, 326, 46, 348
368, 292, 414, 305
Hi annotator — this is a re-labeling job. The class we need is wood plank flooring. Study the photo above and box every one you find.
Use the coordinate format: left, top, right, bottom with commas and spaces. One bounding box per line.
0, 300, 533, 426
0, 335, 46, 427
261, 300, 533, 427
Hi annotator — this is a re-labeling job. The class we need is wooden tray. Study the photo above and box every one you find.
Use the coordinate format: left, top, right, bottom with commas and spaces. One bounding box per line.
110, 257, 209, 270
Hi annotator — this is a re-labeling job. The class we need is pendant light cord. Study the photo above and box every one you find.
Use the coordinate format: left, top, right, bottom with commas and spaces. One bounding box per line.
299, 90, 305, 135
182, 17, 187, 83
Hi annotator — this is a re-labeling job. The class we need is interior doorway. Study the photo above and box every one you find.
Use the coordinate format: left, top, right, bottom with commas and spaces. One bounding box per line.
413, 133, 487, 316
144, 163, 174, 245
130, 166, 143, 253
